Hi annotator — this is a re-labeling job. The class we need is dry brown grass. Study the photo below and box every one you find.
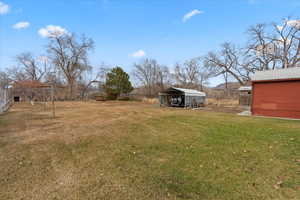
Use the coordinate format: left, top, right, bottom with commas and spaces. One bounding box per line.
0, 101, 163, 145
206, 98, 239, 107
0, 101, 168, 200
0, 101, 299, 200
142, 97, 159, 104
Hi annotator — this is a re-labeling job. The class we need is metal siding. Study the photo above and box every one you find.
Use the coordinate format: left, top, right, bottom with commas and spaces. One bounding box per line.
184, 96, 205, 108
184, 96, 187, 107
252, 80, 300, 119
185, 96, 190, 107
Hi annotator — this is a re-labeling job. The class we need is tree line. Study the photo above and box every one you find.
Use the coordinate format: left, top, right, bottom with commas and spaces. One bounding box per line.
1, 17, 300, 99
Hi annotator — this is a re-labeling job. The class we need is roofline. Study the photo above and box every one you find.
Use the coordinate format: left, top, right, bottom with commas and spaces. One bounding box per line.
159, 87, 206, 97
252, 78, 300, 83
238, 86, 252, 91
172, 87, 206, 96
251, 67, 300, 81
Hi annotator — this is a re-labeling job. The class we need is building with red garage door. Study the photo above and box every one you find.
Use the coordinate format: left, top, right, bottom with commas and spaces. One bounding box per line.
251, 67, 300, 119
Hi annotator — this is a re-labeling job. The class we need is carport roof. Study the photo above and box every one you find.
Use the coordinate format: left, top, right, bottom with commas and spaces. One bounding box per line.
162, 87, 206, 97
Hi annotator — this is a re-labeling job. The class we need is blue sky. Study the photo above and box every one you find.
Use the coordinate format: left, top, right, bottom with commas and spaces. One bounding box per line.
0, 0, 300, 85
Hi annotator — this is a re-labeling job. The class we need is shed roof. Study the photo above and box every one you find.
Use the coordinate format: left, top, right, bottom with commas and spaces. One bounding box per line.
13, 80, 51, 88
238, 86, 252, 91
252, 67, 300, 82
167, 87, 206, 97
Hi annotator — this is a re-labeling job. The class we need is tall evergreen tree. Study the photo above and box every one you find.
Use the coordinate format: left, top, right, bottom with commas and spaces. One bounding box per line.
105, 67, 133, 100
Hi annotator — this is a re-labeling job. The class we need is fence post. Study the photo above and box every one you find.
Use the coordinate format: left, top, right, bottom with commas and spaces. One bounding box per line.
0, 88, 12, 114
51, 85, 56, 118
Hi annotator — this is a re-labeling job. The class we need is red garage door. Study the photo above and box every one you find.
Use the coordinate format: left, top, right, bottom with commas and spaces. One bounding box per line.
252, 80, 300, 119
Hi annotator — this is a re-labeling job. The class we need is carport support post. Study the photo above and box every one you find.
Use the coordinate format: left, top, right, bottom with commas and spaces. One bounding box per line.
51, 85, 55, 118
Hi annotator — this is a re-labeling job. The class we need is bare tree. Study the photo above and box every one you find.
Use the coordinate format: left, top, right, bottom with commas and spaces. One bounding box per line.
174, 61, 198, 88
5, 66, 26, 82
47, 33, 94, 99
0, 71, 11, 89
246, 24, 283, 70
133, 58, 170, 97
247, 18, 300, 69
78, 63, 111, 100
174, 57, 214, 91
204, 18, 300, 87
156, 65, 170, 91
222, 71, 229, 91
44, 70, 63, 85
272, 18, 300, 68
204, 42, 250, 85
16, 52, 49, 81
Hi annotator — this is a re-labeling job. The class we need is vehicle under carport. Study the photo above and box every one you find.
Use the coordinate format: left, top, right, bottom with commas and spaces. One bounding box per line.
159, 87, 206, 108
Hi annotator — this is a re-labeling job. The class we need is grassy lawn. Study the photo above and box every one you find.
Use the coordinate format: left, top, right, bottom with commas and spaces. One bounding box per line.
0, 101, 299, 200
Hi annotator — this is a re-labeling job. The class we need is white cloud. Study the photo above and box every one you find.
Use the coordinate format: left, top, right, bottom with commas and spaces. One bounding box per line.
130, 50, 146, 58
286, 19, 300, 29
277, 25, 283, 31
182, 9, 203, 23
13, 21, 30, 30
0, 2, 9, 15
38, 25, 69, 38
